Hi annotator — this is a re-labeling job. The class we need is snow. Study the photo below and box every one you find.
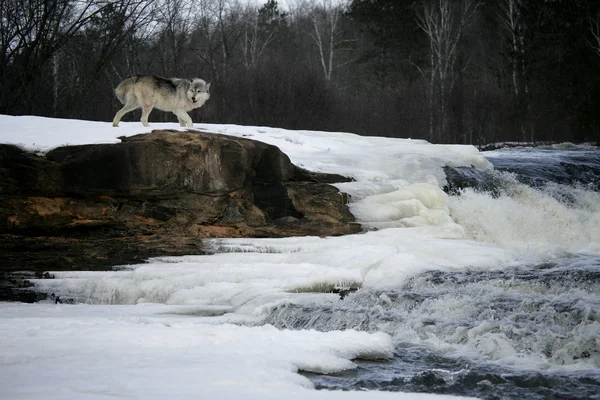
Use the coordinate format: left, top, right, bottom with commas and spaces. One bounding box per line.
0, 114, 577, 399
1, 303, 403, 399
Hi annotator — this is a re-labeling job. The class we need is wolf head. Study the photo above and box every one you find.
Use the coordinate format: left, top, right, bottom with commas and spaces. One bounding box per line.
187, 79, 211, 106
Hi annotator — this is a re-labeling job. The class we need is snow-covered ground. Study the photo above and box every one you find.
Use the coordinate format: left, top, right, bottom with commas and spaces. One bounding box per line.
1, 115, 597, 399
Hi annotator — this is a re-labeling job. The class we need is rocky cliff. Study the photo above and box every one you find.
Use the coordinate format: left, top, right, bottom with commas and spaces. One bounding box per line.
0, 130, 360, 301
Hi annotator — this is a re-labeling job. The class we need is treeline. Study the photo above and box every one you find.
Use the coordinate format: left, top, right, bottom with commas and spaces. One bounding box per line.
2, 0, 600, 144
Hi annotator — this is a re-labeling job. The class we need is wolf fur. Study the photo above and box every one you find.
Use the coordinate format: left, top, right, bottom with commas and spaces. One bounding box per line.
112, 75, 211, 127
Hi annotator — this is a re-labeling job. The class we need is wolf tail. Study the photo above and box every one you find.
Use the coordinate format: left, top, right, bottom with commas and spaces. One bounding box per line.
114, 77, 135, 104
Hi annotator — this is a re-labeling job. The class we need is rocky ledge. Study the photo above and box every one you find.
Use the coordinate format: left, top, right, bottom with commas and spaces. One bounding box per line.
0, 130, 360, 301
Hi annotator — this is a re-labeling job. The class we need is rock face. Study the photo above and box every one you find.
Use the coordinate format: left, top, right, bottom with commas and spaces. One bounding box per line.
0, 130, 360, 300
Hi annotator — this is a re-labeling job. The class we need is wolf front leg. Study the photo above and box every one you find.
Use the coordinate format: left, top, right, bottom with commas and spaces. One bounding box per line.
173, 110, 193, 127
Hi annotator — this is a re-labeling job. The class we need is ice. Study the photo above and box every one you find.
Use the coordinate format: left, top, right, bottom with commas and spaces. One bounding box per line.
0, 303, 476, 400
0, 303, 387, 397
29, 228, 518, 309
2, 114, 598, 398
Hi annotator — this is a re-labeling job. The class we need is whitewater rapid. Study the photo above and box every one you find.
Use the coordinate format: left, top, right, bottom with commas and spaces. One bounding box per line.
1, 116, 599, 399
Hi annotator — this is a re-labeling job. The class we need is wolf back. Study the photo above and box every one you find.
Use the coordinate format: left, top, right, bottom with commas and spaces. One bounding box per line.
112, 75, 210, 128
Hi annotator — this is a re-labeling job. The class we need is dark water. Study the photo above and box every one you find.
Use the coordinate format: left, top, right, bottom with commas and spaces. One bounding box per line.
296, 145, 600, 399
306, 350, 600, 400
484, 145, 600, 190
445, 145, 600, 195
271, 258, 600, 399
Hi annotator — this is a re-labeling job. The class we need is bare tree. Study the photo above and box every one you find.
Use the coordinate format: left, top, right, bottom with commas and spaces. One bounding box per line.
590, 12, 600, 58
417, 0, 478, 143
108, 1, 159, 81
191, 0, 244, 80
153, 0, 195, 75
0, 0, 154, 114
1, 0, 96, 111
240, 0, 283, 68
294, 0, 355, 82
498, 0, 534, 142
500, 0, 526, 98
60, 0, 156, 116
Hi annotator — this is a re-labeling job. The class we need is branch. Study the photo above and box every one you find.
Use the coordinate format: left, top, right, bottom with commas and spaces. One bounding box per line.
590, 14, 600, 57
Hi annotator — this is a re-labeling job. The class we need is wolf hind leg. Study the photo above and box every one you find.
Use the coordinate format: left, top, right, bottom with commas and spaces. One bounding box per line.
173, 110, 193, 127
112, 101, 139, 127
141, 104, 154, 127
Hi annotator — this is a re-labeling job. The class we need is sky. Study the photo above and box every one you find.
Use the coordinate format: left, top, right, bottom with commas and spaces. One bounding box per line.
0, 114, 598, 399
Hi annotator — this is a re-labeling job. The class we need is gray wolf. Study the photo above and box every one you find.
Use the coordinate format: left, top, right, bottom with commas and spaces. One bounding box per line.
112, 75, 211, 127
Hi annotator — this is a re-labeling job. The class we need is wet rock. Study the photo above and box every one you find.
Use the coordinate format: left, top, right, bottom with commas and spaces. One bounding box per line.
0, 130, 360, 300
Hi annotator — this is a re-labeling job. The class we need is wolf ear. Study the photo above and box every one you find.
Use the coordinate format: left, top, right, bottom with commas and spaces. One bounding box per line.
206, 83, 211, 92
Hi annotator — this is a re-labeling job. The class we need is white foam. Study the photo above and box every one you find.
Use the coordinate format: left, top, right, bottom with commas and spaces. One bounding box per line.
2, 114, 598, 396
350, 183, 459, 230
449, 183, 600, 257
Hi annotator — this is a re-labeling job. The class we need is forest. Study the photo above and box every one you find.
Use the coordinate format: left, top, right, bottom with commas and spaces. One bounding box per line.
2, 0, 600, 145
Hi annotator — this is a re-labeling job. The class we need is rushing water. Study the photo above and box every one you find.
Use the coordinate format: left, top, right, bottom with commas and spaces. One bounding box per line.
295, 259, 600, 399
295, 145, 600, 399
25, 143, 600, 399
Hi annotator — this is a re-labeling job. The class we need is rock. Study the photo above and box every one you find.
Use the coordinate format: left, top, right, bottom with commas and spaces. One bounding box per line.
0, 130, 360, 300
